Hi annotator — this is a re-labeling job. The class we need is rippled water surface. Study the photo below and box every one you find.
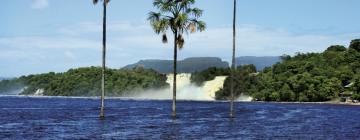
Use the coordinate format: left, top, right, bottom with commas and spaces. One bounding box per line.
0, 96, 360, 139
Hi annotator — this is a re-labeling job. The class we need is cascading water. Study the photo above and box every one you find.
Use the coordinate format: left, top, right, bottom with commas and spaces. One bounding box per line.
132, 73, 226, 101
201, 76, 227, 99
166, 73, 225, 100
131, 73, 253, 101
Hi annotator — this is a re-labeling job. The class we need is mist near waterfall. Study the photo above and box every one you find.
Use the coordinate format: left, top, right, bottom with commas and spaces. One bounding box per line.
125, 73, 255, 101
0, 87, 25, 95
126, 74, 226, 101
237, 94, 253, 102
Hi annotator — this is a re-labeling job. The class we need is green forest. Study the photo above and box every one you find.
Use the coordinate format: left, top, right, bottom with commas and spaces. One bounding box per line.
0, 67, 168, 96
197, 39, 360, 102
248, 39, 360, 102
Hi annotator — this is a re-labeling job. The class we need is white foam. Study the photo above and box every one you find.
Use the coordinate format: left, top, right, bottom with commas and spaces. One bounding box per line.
127, 73, 227, 101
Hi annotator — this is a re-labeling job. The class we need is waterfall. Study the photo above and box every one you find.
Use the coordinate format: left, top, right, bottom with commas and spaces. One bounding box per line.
202, 76, 227, 99
166, 73, 223, 100
131, 73, 227, 101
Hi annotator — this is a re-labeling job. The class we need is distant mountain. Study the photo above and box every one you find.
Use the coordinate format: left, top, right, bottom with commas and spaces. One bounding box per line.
236, 56, 281, 71
123, 56, 281, 73
123, 57, 229, 73
0, 77, 10, 81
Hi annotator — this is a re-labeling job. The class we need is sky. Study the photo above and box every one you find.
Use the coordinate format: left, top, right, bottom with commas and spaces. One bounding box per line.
1, 0, 360, 77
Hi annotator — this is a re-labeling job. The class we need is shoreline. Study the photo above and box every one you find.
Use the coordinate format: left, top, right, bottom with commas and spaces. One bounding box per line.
1, 95, 360, 106
254, 101, 360, 106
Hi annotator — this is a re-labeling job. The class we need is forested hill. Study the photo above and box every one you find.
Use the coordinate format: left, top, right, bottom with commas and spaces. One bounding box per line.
123, 57, 229, 73
218, 39, 360, 102
0, 67, 168, 96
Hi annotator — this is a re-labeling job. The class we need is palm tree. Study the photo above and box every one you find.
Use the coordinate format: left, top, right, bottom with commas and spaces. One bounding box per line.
148, 0, 206, 118
92, 0, 110, 119
230, 0, 237, 118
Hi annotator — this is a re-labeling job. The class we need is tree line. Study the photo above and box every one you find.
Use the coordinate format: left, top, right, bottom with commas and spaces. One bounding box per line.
0, 67, 168, 96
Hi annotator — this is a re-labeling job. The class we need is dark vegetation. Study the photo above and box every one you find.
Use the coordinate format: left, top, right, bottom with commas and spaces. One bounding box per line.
190, 67, 230, 86
0, 67, 168, 96
246, 39, 360, 102
215, 65, 257, 100
192, 39, 360, 102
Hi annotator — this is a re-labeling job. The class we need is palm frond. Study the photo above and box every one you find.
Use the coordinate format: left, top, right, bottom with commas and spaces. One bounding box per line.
148, 0, 205, 47
186, 8, 203, 18
177, 34, 185, 49
153, 0, 174, 13
92, 0, 110, 5
174, 13, 188, 29
148, 12, 161, 22
187, 23, 196, 33
189, 19, 206, 32
195, 20, 206, 32
162, 34, 168, 43
179, 0, 195, 11
149, 13, 170, 34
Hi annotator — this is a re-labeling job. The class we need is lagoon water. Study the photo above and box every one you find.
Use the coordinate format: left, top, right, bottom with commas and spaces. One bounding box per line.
0, 96, 360, 139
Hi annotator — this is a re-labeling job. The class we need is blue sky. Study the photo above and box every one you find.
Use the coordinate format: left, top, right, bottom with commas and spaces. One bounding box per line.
1, 0, 360, 77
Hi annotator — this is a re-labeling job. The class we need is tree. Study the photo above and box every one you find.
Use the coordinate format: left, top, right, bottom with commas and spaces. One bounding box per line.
280, 84, 295, 101
353, 74, 360, 93
350, 39, 360, 52
351, 74, 360, 100
230, 0, 237, 118
326, 45, 347, 52
92, 0, 110, 119
148, 0, 206, 117
215, 65, 257, 100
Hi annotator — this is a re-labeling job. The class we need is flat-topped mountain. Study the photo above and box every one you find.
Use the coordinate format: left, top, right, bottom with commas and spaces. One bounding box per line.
123, 57, 229, 73
123, 56, 281, 73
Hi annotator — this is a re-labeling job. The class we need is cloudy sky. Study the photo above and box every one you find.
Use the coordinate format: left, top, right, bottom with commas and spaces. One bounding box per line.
1, 0, 360, 77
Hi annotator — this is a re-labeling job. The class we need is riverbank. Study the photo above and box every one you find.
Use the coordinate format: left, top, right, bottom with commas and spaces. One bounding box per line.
2, 95, 360, 106
254, 98, 360, 106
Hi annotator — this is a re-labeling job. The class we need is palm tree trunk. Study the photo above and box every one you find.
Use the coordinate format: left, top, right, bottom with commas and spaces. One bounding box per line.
172, 31, 178, 118
100, 1, 107, 119
230, 0, 236, 118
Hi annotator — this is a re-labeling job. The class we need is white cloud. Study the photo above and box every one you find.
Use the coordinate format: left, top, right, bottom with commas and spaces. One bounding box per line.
1, 22, 360, 76
185, 25, 358, 58
31, 0, 49, 9
2, 23, 358, 58
58, 21, 150, 36
0, 36, 99, 49
64, 51, 76, 60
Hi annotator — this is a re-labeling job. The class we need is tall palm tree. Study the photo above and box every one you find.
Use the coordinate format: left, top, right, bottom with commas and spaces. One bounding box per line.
148, 0, 206, 118
230, 0, 237, 118
92, 0, 110, 119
